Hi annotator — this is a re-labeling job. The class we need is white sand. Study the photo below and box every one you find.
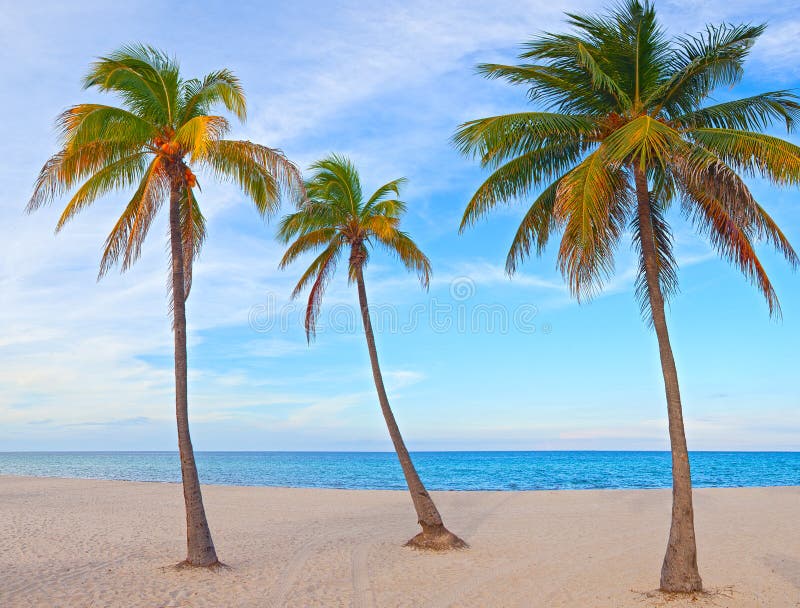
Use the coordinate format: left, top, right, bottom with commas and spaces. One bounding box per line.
0, 476, 797, 607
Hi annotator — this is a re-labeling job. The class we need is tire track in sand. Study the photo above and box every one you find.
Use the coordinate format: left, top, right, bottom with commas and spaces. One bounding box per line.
269, 518, 385, 608
351, 540, 375, 608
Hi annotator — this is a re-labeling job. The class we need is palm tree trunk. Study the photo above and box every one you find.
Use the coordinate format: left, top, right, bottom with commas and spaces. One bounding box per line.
633, 166, 701, 592
168, 175, 219, 567
353, 263, 466, 550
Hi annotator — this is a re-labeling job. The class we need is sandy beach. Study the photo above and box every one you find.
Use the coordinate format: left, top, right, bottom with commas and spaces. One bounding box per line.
1, 476, 797, 607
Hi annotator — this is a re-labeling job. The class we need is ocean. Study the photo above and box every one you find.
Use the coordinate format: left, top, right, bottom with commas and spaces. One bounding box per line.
0, 451, 797, 490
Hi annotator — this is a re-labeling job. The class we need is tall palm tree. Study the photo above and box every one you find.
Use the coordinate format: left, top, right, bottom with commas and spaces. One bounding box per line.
278, 155, 466, 550
454, 1, 799, 593
27, 45, 303, 567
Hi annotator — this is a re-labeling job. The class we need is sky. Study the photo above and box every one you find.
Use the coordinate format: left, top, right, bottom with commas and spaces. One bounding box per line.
1, 0, 799, 452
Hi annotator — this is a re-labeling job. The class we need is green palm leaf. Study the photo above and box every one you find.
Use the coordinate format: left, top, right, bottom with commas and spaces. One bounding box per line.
453, 112, 596, 166
180, 69, 246, 123
460, 141, 583, 230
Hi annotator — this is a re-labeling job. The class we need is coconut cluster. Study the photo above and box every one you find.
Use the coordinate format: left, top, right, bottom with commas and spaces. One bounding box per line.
184, 167, 197, 188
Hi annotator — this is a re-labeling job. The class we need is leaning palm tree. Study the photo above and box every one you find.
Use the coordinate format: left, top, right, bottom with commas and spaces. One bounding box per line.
27, 45, 303, 567
279, 155, 466, 550
454, 0, 799, 593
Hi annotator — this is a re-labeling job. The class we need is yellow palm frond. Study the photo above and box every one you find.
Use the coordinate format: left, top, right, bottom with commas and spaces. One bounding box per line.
690, 129, 800, 185
99, 157, 169, 277
204, 140, 304, 214
555, 149, 632, 299
175, 115, 231, 160
57, 103, 155, 148
603, 115, 684, 170
362, 215, 400, 240
55, 153, 148, 232
28, 141, 143, 213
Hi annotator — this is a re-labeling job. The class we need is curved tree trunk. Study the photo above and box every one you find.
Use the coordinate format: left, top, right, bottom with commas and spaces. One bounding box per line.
168, 175, 219, 567
633, 166, 702, 592
353, 261, 466, 550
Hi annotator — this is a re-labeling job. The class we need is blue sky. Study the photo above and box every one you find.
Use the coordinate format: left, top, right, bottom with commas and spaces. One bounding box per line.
1, 0, 799, 451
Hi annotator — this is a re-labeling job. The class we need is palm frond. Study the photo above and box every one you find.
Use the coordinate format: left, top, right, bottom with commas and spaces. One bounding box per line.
681, 178, 781, 317
674, 147, 799, 270
459, 140, 584, 230
180, 69, 246, 123
554, 150, 633, 299
676, 91, 800, 131
749, 201, 799, 268
364, 178, 407, 212
689, 128, 800, 185
279, 228, 339, 268
98, 156, 169, 277
55, 152, 148, 231
453, 112, 596, 166
506, 178, 564, 273
203, 140, 304, 214
571, 38, 631, 108
299, 239, 342, 340
307, 155, 363, 212
57, 104, 155, 148
603, 115, 684, 170
175, 115, 231, 159
362, 215, 400, 240
368, 198, 407, 219
27, 141, 141, 212
475, 63, 602, 113
372, 229, 432, 288
84, 44, 181, 125
650, 23, 765, 115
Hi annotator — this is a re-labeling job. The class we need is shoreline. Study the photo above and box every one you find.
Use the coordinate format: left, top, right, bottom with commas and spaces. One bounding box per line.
2, 476, 798, 607
2, 472, 800, 492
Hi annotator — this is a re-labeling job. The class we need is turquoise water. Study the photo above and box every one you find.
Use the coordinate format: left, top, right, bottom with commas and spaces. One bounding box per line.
0, 451, 798, 490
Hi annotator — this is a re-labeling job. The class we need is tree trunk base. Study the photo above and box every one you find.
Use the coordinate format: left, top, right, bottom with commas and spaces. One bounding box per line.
405, 525, 468, 551
660, 535, 702, 592
174, 560, 227, 571
659, 570, 702, 593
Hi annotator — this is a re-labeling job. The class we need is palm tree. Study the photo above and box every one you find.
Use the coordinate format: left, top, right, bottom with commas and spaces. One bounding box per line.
27, 45, 303, 567
454, 0, 799, 593
278, 155, 466, 550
